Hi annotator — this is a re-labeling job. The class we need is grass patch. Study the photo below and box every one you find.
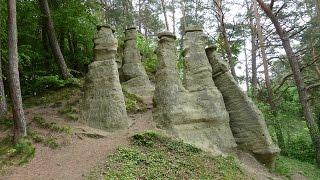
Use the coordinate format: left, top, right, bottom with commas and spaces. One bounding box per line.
44, 137, 59, 149
123, 88, 147, 113
32, 116, 72, 134
28, 130, 59, 149
0, 137, 35, 172
58, 106, 79, 121
274, 156, 320, 179
24, 87, 80, 108
87, 131, 247, 179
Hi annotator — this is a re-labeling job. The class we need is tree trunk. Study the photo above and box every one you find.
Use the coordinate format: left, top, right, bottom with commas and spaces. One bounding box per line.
244, 42, 249, 92
256, 0, 320, 167
38, 0, 71, 79
180, 0, 187, 33
253, 0, 286, 155
138, 0, 142, 32
160, 0, 169, 31
245, 0, 258, 96
0, 10, 7, 117
59, 30, 65, 54
315, 0, 320, 25
7, 0, 27, 143
213, 0, 237, 80
171, 0, 176, 34
249, 5, 258, 96
312, 47, 320, 79
313, 0, 320, 78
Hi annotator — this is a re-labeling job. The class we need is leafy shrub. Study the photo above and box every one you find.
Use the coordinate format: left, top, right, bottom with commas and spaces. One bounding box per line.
274, 156, 320, 179
13, 139, 36, 165
0, 137, 35, 170
34, 76, 81, 92
286, 136, 315, 164
136, 34, 157, 76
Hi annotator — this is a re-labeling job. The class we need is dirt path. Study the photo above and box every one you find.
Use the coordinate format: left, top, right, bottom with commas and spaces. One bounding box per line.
1, 106, 155, 180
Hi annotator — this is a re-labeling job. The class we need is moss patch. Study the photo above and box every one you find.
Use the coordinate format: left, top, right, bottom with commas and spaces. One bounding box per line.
87, 131, 247, 179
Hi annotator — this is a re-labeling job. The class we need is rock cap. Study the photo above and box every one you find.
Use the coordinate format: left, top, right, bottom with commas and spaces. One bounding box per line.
185, 24, 203, 33
158, 31, 176, 40
97, 25, 115, 33
125, 26, 137, 31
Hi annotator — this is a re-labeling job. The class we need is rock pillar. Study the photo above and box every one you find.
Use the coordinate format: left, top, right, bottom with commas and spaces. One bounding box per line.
81, 26, 129, 131
153, 31, 236, 154
122, 27, 154, 101
206, 45, 279, 167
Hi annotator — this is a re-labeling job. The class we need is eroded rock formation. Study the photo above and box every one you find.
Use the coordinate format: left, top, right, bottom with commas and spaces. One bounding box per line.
153, 31, 236, 154
81, 25, 129, 131
205, 45, 280, 167
121, 27, 154, 100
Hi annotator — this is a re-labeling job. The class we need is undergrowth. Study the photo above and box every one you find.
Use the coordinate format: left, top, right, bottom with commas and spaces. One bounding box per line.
122, 88, 147, 113
0, 138, 35, 173
32, 116, 72, 134
24, 87, 81, 108
274, 156, 320, 179
87, 131, 247, 179
28, 130, 59, 149
58, 97, 80, 122
0, 118, 13, 131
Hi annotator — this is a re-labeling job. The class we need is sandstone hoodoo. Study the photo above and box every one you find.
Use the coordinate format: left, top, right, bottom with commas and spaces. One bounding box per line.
153, 27, 279, 168
206, 45, 280, 167
80, 25, 129, 131
121, 27, 154, 101
153, 31, 236, 154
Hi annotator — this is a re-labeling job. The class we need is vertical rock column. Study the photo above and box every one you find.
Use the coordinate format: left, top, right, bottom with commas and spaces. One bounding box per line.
154, 32, 236, 154
206, 45, 279, 167
183, 27, 230, 125
153, 32, 188, 128
181, 27, 236, 153
81, 26, 129, 131
122, 27, 154, 101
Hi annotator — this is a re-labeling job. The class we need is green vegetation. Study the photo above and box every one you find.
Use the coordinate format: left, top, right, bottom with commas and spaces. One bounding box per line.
258, 87, 316, 164
0, 118, 13, 131
24, 87, 81, 108
44, 138, 59, 149
28, 130, 59, 149
274, 156, 320, 179
87, 131, 247, 180
123, 88, 147, 113
58, 106, 79, 121
0, 138, 35, 172
32, 116, 72, 134
137, 34, 157, 79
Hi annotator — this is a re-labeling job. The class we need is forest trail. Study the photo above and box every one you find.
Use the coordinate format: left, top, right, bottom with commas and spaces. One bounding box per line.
1, 98, 155, 180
